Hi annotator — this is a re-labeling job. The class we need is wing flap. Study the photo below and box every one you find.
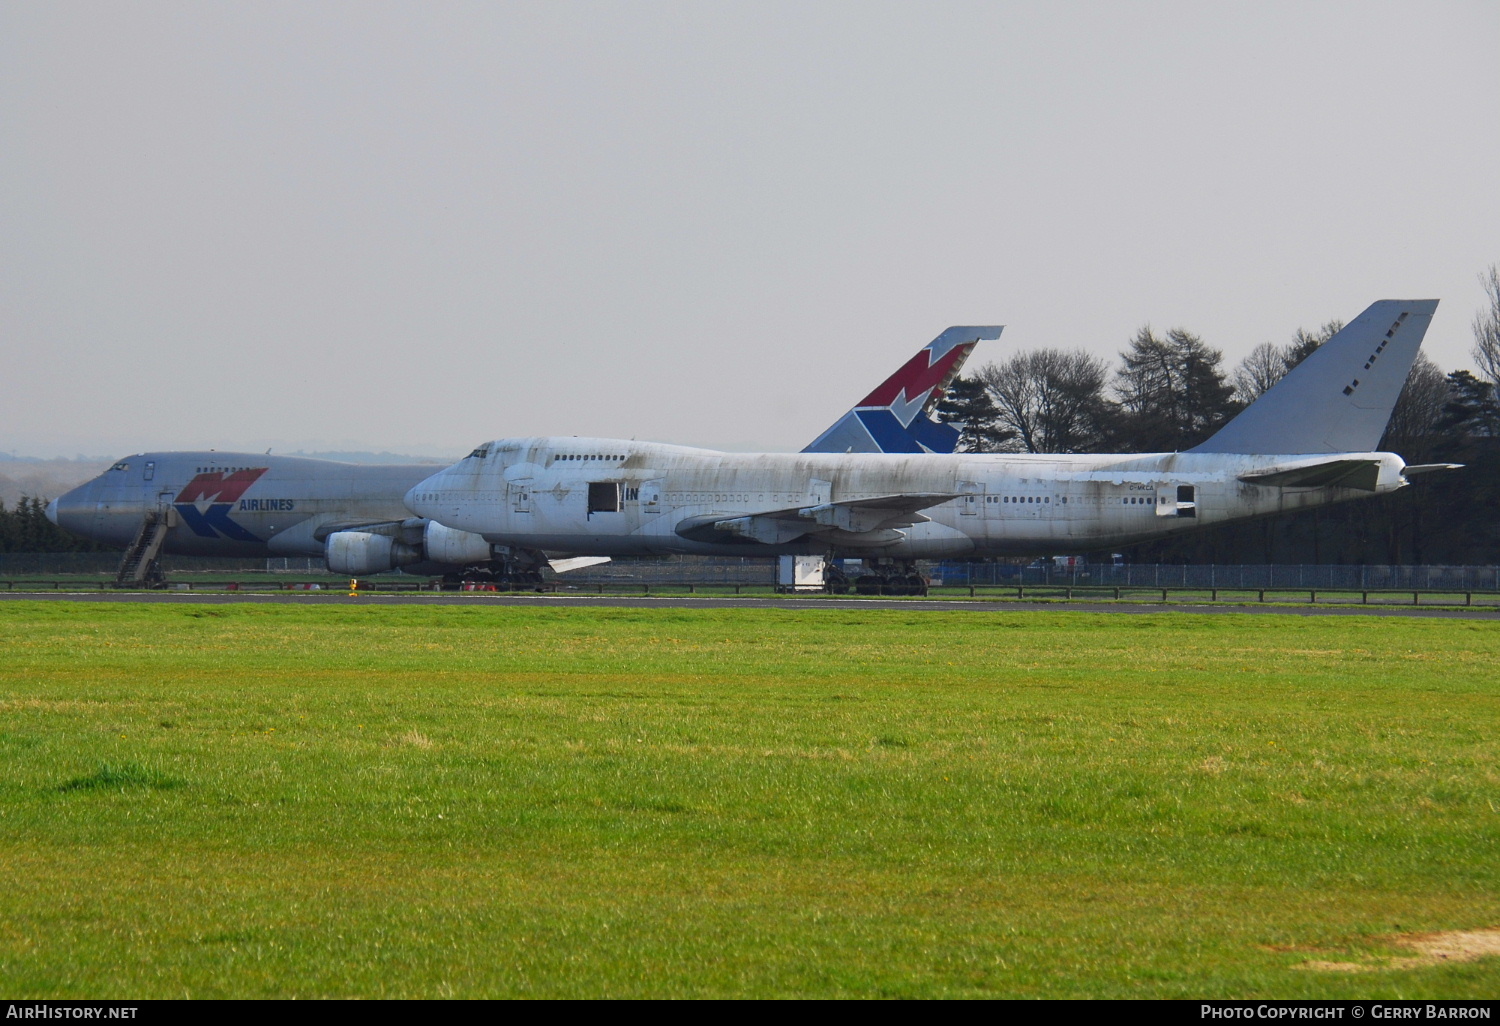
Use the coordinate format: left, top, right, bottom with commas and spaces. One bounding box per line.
675, 493, 960, 546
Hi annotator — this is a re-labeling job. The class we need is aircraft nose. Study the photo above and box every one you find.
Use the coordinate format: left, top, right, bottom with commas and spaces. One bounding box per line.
405, 473, 442, 517
49, 481, 100, 539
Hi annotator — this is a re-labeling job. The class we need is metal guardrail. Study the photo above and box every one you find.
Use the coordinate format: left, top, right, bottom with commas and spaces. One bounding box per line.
4, 578, 1498, 606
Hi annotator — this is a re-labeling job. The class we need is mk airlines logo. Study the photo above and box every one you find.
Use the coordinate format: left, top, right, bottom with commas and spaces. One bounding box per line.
856, 341, 977, 427
174, 469, 268, 542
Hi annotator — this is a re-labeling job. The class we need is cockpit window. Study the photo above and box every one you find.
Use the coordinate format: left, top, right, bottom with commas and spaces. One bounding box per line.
467, 446, 490, 460
109, 462, 130, 472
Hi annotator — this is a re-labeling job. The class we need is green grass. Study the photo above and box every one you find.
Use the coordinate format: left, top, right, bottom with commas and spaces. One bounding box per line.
1, 601, 1497, 998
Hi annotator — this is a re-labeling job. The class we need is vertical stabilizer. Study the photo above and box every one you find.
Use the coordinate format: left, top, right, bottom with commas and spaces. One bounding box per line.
803, 325, 1002, 453
1189, 299, 1439, 455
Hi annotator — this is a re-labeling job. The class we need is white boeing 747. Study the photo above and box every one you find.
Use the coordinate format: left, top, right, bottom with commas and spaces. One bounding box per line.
405, 300, 1458, 591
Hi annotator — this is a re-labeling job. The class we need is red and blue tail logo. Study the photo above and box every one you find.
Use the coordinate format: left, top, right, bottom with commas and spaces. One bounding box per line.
174, 468, 268, 542
803, 326, 1002, 454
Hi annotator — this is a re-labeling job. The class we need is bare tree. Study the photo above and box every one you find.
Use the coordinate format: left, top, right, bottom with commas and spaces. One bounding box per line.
974, 349, 1111, 453
1230, 342, 1286, 404
1285, 320, 1343, 369
1230, 319, 1344, 404
1473, 264, 1500, 386
1380, 352, 1448, 458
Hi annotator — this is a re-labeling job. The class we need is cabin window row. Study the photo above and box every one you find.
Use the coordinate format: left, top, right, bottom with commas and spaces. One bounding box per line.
557, 454, 624, 462
984, 495, 1054, 504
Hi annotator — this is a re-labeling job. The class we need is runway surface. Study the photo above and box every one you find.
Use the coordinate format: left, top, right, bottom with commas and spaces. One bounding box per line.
3, 589, 1499, 619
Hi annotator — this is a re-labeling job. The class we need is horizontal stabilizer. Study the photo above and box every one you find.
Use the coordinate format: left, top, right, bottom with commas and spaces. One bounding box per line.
1402, 463, 1464, 477
1191, 300, 1439, 455
1238, 459, 1383, 491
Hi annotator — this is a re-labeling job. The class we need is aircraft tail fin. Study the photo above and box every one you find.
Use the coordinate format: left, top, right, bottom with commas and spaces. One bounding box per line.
1189, 299, 1439, 455
802, 326, 1002, 454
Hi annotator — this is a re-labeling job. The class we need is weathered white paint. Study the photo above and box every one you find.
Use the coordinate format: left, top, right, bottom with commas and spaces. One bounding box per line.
405, 437, 1412, 559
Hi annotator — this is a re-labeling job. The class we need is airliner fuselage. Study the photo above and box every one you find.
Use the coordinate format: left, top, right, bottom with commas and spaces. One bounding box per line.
406, 437, 1411, 559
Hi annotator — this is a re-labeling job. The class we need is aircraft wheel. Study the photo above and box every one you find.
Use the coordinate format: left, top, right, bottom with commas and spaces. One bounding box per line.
855, 575, 880, 596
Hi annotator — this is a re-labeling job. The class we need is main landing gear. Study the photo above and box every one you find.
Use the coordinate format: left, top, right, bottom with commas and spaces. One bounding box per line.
440, 555, 547, 591
852, 560, 928, 597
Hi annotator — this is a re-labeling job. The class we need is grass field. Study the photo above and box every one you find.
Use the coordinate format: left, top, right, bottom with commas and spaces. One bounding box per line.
1, 600, 1497, 998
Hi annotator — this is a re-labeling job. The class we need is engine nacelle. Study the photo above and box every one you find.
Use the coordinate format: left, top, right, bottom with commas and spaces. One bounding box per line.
325, 531, 422, 576
423, 521, 493, 565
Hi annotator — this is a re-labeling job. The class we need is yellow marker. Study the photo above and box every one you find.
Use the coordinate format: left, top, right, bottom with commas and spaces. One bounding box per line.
349, 578, 358, 597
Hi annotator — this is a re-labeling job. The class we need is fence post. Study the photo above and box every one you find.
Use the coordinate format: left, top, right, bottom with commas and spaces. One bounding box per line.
1258, 590, 1265, 603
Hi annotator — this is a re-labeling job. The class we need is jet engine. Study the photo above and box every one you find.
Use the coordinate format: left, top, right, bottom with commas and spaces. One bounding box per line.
325, 530, 422, 576
423, 521, 493, 564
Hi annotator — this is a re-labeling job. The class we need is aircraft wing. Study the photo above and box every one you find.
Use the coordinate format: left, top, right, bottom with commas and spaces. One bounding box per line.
678, 493, 960, 546
310, 518, 417, 542
1238, 459, 1385, 491
314, 517, 610, 574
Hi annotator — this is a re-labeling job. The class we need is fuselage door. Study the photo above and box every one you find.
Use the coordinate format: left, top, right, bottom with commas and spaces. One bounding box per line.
1157, 483, 1196, 518
958, 480, 982, 515
511, 482, 532, 514
639, 479, 664, 514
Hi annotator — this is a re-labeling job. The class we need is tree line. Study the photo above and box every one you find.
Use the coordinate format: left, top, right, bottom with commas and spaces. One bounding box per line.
0, 497, 108, 554
935, 266, 1500, 565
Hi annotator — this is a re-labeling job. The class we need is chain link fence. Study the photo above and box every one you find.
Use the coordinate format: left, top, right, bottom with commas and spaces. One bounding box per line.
929, 561, 1500, 592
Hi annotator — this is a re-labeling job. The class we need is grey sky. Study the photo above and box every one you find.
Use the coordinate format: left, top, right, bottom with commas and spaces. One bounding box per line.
3, 0, 1497, 459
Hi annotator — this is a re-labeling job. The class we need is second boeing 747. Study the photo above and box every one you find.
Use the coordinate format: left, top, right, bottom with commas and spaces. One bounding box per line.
406, 300, 1458, 593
